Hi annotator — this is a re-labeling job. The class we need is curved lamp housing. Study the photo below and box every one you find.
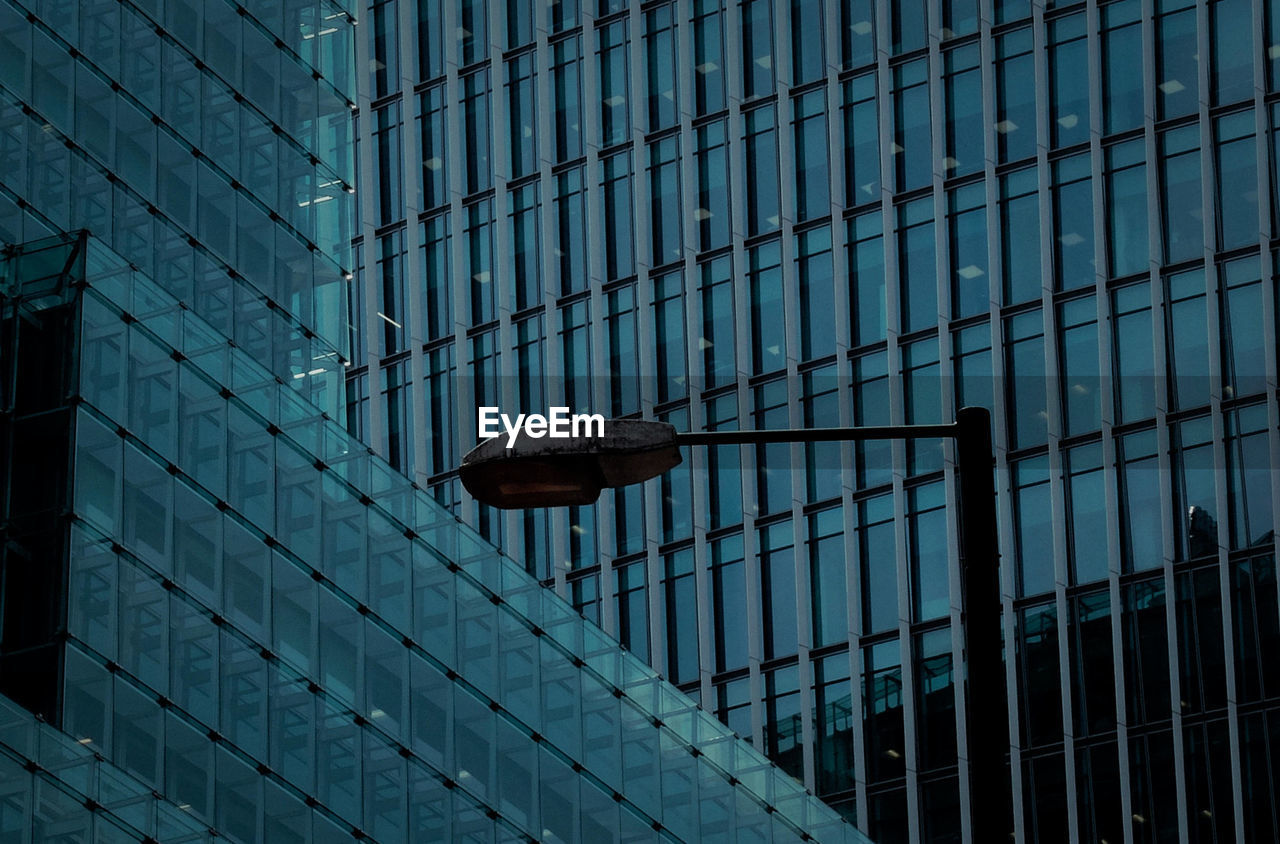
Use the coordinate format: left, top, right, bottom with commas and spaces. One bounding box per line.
459, 419, 682, 509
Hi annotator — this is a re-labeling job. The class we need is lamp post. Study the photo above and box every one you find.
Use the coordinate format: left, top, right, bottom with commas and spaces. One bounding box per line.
459, 407, 1008, 841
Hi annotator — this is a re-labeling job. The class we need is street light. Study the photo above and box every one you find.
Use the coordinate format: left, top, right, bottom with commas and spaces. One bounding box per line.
459, 407, 1009, 841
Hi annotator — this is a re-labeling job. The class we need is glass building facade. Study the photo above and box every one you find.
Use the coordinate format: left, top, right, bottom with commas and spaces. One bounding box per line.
0, 0, 357, 416
0, 233, 865, 842
0, 1, 861, 842
0, 690, 213, 842
347, 1, 1280, 842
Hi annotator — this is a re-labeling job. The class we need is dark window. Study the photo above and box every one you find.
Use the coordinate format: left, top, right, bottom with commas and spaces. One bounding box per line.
613, 562, 649, 662
1123, 578, 1171, 725
662, 549, 698, 683
1070, 592, 1116, 735
858, 493, 897, 635
1017, 603, 1062, 746
1176, 566, 1228, 714
864, 640, 905, 781
915, 629, 956, 770
712, 535, 749, 672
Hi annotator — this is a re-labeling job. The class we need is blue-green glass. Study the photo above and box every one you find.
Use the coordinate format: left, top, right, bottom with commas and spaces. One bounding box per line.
849, 211, 885, 344
1014, 456, 1053, 596
1166, 268, 1209, 411
1157, 7, 1198, 119
996, 28, 1035, 163
898, 198, 936, 333
1066, 444, 1107, 584
695, 120, 731, 250
1059, 296, 1100, 436
1107, 139, 1147, 279
798, 226, 835, 359
953, 322, 993, 413
810, 508, 847, 646
857, 494, 897, 635
749, 240, 785, 373
1050, 15, 1088, 148
742, 0, 774, 97
1001, 167, 1040, 304
1006, 310, 1047, 448
944, 44, 982, 177
794, 90, 830, 221
949, 182, 987, 318
1120, 430, 1162, 572
843, 74, 880, 205
1053, 154, 1094, 290
1173, 416, 1216, 561
893, 60, 930, 191
903, 338, 942, 475
1216, 111, 1258, 251
891, 0, 926, 54
1212, 0, 1253, 105
712, 534, 748, 672
841, 0, 875, 68
649, 136, 682, 264
1112, 283, 1155, 422
745, 105, 780, 235
1220, 257, 1266, 399
693, 0, 725, 113
602, 151, 634, 279
910, 482, 948, 620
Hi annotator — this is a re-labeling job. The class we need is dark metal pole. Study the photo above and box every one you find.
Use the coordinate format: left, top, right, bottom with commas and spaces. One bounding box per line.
675, 423, 958, 446
954, 406, 1009, 841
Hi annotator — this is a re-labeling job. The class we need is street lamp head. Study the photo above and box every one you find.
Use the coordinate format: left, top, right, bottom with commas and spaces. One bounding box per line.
459, 418, 682, 509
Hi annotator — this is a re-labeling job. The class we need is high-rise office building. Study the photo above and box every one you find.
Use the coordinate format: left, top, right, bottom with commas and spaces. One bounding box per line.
0, 1, 859, 842
348, 1, 1280, 842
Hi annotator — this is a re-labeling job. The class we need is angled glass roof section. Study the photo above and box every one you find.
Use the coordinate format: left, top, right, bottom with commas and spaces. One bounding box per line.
11, 231, 872, 843
0, 692, 212, 842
